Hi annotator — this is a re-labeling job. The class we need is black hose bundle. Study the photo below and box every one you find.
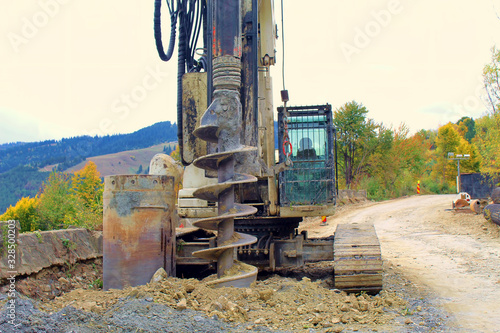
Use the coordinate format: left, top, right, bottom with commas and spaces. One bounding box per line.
154, 0, 206, 165
154, 0, 178, 61
154, 0, 205, 70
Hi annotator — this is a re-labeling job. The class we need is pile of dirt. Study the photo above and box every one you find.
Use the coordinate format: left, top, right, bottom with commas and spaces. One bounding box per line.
39, 274, 406, 332
1, 256, 420, 332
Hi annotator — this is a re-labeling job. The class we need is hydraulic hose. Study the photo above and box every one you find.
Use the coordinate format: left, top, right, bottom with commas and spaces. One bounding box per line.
154, 0, 205, 165
177, 7, 187, 164
154, 0, 177, 62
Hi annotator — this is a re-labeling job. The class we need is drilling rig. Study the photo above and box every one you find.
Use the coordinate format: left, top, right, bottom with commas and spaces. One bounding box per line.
154, 0, 382, 292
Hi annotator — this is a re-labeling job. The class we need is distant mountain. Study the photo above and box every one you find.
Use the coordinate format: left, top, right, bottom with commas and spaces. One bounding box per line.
0, 121, 178, 213
0, 121, 178, 174
65, 142, 177, 177
0, 142, 27, 151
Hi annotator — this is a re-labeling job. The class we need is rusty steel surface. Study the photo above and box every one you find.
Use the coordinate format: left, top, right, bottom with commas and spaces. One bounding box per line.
453, 198, 470, 209
470, 199, 482, 214
492, 187, 500, 204
191, 72, 259, 286
103, 175, 176, 290
484, 204, 500, 226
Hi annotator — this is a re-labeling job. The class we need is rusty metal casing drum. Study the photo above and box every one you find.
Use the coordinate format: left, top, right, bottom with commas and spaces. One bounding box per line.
492, 187, 500, 204
470, 199, 482, 214
483, 203, 500, 226
103, 175, 176, 290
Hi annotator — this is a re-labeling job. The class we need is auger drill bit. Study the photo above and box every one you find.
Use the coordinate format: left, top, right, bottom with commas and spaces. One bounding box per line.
190, 1, 258, 288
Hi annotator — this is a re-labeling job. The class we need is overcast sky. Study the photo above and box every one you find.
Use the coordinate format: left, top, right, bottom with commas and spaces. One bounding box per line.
1, 0, 500, 144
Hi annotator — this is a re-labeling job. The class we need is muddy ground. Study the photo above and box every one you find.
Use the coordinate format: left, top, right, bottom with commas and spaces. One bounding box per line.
1, 194, 500, 332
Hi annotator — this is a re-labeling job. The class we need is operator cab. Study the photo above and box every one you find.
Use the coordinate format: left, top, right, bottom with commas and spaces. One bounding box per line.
277, 104, 336, 217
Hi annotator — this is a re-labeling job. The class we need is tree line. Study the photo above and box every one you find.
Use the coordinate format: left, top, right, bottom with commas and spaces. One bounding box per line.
334, 46, 500, 199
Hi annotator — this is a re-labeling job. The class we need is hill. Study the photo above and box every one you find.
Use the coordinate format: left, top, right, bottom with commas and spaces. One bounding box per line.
0, 122, 178, 213
0, 141, 27, 151
0, 121, 178, 174
66, 142, 177, 177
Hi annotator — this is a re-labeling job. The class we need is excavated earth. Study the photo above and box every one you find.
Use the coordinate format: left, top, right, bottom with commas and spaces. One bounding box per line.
1, 194, 500, 332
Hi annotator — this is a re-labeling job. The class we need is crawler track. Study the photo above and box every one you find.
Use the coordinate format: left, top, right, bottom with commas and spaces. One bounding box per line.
334, 223, 383, 293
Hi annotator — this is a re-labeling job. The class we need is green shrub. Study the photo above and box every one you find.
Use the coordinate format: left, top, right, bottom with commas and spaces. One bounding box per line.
421, 178, 454, 194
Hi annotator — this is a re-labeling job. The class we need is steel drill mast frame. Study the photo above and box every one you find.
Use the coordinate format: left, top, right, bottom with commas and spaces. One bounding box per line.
155, 0, 383, 293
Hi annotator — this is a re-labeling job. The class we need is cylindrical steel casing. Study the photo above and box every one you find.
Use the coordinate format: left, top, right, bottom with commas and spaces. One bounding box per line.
103, 175, 176, 290
484, 204, 500, 226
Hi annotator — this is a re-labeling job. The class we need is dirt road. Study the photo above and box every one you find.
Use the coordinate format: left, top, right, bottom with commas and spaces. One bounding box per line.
303, 194, 500, 332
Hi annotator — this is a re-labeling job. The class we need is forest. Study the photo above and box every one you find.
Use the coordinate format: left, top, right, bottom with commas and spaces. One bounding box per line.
332, 46, 500, 199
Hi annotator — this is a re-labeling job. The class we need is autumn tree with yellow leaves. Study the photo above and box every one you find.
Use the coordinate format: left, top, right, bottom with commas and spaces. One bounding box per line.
65, 161, 104, 229
1, 161, 104, 232
0, 196, 39, 232
72, 161, 103, 205
431, 123, 480, 188
475, 46, 500, 175
38, 161, 103, 230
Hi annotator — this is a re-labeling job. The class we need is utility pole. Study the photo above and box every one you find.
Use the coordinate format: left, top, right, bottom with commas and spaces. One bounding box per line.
447, 152, 470, 193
